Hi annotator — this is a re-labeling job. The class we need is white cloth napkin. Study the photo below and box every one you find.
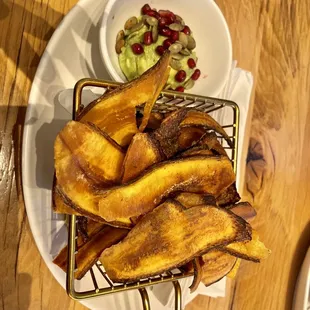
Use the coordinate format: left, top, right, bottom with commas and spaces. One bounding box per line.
152, 61, 253, 308
57, 61, 253, 309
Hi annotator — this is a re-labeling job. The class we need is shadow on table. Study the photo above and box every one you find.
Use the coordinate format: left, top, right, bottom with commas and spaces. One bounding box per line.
286, 222, 310, 308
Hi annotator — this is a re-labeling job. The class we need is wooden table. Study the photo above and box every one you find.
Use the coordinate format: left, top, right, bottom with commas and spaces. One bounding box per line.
1, 0, 309, 309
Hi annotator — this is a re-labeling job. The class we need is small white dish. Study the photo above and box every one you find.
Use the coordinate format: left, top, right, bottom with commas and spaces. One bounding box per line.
100, 0, 232, 96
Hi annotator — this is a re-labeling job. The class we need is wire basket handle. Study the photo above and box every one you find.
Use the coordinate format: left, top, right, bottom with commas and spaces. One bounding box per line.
139, 281, 182, 310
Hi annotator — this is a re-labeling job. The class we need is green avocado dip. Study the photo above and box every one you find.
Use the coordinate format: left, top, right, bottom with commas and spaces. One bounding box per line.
115, 8, 200, 92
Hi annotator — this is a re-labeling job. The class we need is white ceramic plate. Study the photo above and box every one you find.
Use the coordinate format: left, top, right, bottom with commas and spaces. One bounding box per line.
100, 0, 232, 96
22, 0, 170, 308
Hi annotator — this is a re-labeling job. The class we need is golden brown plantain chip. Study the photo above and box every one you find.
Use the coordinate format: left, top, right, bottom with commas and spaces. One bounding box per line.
53, 226, 128, 280
78, 52, 171, 146
98, 156, 235, 224
180, 110, 233, 148
226, 258, 241, 278
216, 183, 241, 206
200, 250, 237, 286
121, 133, 162, 183
200, 132, 228, 156
178, 127, 206, 150
179, 145, 213, 158
189, 257, 202, 292
54, 124, 131, 227
222, 230, 270, 262
55, 121, 125, 186
228, 202, 257, 222
100, 201, 251, 282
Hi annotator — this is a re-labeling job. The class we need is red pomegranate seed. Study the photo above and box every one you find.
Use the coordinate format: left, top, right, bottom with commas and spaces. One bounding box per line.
158, 17, 170, 27
175, 86, 185, 92
191, 69, 201, 80
187, 58, 196, 69
175, 70, 186, 82
170, 30, 179, 42
163, 38, 173, 49
143, 31, 153, 45
131, 43, 144, 55
158, 10, 176, 23
146, 10, 159, 19
141, 4, 151, 14
182, 25, 191, 35
156, 45, 165, 56
159, 27, 172, 37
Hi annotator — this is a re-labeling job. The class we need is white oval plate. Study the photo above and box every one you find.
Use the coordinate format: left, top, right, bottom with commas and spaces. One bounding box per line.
21, 0, 171, 308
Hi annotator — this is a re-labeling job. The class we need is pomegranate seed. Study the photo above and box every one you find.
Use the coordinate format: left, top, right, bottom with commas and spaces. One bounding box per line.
158, 17, 170, 27
187, 58, 196, 69
163, 38, 173, 49
143, 31, 153, 45
159, 27, 172, 37
156, 45, 165, 56
146, 10, 159, 19
191, 69, 201, 80
170, 30, 179, 42
141, 4, 151, 15
131, 43, 144, 55
182, 25, 191, 35
158, 10, 176, 23
175, 70, 186, 82
175, 86, 185, 92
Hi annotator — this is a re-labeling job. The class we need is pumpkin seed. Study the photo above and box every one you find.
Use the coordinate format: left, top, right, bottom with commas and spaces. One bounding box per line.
116, 30, 125, 43
146, 16, 158, 26
175, 15, 185, 26
127, 21, 144, 34
178, 32, 188, 47
124, 16, 138, 30
115, 39, 125, 54
187, 36, 196, 50
184, 79, 195, 90
170, 58, 182, 70
169, 42, 183, 54
172, 53, 184, 60
180, 48, 191, 56
169, 23, 184, 31
151, 25, 158, 42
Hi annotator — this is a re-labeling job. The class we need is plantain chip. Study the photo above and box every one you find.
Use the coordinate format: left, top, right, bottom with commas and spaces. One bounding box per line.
53, 226, 128, 280
222, 230, 270, 262
226, 258, 241, 278
178, 145, 213, 158
216, 183, 241, 207
100, 201, 251, 282
189, 257, 202, 292
77, 52, 171, 146
200, 250, 237, 286
200, 132, 228, 156
98, 156, 235, 224
178, 127, 206, 150
121, 133, 162, 183
228, 202, 257, 222
180, 110, 233, 148
174, 192, 216, 208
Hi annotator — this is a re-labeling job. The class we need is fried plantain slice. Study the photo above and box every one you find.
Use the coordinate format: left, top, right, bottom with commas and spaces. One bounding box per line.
178, 145, 213, 158
200, 132, 228, 156
55, 121, 125, 186
189, 257, 202, 292
121, 133, 163, 183
216, 183, 241, 207
226, 258, 241, 278
78, 52, 171, 146
178, 127, 206, 150
222, 230, 270, 262
200, 250, 237, 286
54, 125, 131, 227
228, 202, 257, 222
98, 156, 235, 224
100, 201, 251, 282
180, 110, 233, 148
53, 226, 128, 280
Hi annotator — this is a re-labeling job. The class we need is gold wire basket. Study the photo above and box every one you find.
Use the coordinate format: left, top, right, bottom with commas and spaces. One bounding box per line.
66, 78, 240, 310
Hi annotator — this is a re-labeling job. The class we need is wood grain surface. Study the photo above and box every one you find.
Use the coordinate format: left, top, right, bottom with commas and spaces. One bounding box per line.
0, 0, 309, 309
